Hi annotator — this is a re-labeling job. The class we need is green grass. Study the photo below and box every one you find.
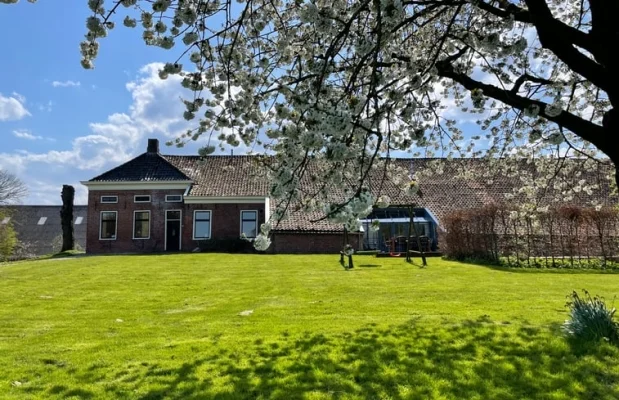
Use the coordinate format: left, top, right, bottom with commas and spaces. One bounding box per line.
1, 254, 618, 399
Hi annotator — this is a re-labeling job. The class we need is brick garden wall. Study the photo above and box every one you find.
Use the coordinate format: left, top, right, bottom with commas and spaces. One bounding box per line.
270, 232, 362, 254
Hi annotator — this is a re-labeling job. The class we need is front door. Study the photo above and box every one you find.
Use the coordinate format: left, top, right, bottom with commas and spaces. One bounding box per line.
165, 210, 181, 251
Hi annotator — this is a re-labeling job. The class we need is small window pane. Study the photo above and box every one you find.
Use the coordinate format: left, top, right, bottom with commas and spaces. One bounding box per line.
101, 196, 118, 203
135, 195, 151, 203
75, 216, 83, 225
134, 211, 150, 239
166, 195, 182, 202
167, 211, 181, 220
195, 211, 210, 221
100, 212, 117, 239
241, 221, 257, 238
194, 211, 211, 239
241, 211, 257, 238
194, 221, 211, 238
37, 217, 47, 225
1, 217, 10, 224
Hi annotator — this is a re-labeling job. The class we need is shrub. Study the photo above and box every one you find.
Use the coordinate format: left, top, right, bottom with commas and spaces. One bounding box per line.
563, 290, 619, 345
0, 213, 18, 261
196, 238, 256, 253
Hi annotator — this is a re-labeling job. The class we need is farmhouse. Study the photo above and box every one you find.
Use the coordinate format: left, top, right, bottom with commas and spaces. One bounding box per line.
81, 138, 616, 255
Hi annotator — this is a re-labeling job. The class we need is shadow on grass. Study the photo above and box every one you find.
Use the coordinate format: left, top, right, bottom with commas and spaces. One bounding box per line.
34, 318, 618, 399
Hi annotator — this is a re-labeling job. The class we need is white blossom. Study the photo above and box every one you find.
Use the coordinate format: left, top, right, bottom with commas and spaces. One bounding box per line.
523, 104, 540, 118
183, 32, 199, 45
544, 102, 563, 117
546, 132, 564, 145
376, 195, 390, 208
123, 16, 137, 28
253, 234, 271, 251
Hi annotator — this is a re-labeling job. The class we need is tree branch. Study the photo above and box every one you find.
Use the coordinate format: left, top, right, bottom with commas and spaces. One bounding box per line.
435, 58, 607, 153
510, 73, 555, 94
473, 0, 594, 54
523, 0, 611, 101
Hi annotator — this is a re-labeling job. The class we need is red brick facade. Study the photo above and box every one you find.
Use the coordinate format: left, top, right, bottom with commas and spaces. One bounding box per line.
270, 232, 362, 254
86, 188, 266, 254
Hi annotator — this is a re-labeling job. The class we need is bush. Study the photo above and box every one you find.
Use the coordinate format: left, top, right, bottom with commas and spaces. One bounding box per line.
443, 204, 619, 268
195, 238, 256, 253
563, 290, 619, 345
0, 213, 18, 261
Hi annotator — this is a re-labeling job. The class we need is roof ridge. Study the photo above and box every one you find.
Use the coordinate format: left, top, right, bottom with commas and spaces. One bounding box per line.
157, 153, 192, 180
89, 152, 191, 182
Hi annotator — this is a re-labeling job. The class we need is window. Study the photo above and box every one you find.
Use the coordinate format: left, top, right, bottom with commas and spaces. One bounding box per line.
101, 196, 118, 203
1, 217, 9, 225
165, 195, 182, 203
134, 195, 151, 203
240, 210, 258, 238
133, 211, 150, 239
75, 216, 83, 225
193, 210, 211, 239
100, 211, 117, 240
37, 217, 47, 225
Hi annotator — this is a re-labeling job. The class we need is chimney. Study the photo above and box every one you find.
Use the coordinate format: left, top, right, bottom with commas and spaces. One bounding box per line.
147, 138, 159, 154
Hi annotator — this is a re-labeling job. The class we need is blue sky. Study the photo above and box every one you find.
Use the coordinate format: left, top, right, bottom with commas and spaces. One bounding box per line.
0, 1, 215, 205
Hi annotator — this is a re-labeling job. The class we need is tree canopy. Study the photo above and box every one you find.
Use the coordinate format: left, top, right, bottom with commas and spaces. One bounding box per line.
4, 0, 617, 248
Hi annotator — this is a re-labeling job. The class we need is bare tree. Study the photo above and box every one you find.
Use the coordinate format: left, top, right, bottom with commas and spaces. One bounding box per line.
0, 170, 27, 205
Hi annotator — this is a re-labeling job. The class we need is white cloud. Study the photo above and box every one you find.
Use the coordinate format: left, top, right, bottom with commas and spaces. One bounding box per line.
0, 92, 30, 121
51, 80, 81, 88
13, 130, 44, 141
0, 62, 257, 205
0, 63, 199, 204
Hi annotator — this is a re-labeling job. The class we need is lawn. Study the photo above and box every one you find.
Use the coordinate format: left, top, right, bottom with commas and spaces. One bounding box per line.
1, 254, 618, 399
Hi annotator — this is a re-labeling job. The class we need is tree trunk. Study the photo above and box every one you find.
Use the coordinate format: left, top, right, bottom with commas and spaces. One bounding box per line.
406, 207, 413, 262
60, 185, 75, 252
409, 206, 427, 267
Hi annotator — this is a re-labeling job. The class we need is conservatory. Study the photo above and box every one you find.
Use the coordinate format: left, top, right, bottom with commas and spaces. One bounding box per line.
360, 207, 439, 253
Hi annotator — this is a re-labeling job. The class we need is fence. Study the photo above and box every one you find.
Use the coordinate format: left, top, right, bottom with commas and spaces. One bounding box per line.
443, 204, 619, 267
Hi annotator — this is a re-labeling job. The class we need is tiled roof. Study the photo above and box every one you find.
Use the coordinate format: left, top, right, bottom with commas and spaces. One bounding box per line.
89, 153, 191, 182
270, 205, 348, 233
89, 146, 617, 233
163, 155, 269, 197
0, 205, 88, 257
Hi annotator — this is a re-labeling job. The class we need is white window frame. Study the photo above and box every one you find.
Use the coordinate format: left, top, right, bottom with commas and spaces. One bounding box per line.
133, 210, 151, 240
99, 211, 118, 240
240, 210, 258, 238
165, 195, 183, 203
100, 195, 118, 204
192, 210, 212, 240
134, 195, 151, 203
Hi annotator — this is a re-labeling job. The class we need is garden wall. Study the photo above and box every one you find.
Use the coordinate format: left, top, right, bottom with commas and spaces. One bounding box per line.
443, 204, 619, 267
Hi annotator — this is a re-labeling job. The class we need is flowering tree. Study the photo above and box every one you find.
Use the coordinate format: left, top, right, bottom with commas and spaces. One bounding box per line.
4, 0, 617, 250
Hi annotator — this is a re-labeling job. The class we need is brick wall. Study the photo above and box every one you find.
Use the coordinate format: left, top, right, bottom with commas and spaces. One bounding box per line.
270, 232, 362, 254
181, 203, 265, 251
86, 189, 265, 254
